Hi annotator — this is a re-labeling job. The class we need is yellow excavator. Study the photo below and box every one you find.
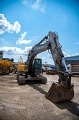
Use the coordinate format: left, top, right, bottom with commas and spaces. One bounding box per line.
0, 58, 14, 75
17, 56, 28, 75
17, 31, 74, 103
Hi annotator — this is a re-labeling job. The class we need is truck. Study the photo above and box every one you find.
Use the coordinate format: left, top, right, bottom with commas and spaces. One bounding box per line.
17, 31, 74, 103
0, 58, 14, 75
46, 65, 57, 75
67, 64, 79, 75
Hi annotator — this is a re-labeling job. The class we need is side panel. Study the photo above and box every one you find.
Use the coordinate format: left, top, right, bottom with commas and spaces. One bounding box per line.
71, 64, 79, 75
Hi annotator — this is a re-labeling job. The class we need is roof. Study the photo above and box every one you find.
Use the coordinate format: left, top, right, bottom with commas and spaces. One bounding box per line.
65, 55, 79, 65
65, 55, 79, 60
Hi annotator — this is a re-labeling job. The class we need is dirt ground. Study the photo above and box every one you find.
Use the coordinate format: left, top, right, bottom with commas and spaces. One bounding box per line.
0, 73, 79, 120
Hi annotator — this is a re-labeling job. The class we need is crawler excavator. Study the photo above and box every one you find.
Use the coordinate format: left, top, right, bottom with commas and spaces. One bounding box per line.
17, 56, 28, 75
17, 31, 74, 103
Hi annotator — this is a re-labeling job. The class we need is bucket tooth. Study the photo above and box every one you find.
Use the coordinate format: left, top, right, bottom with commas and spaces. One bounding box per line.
46, 82, 74, 103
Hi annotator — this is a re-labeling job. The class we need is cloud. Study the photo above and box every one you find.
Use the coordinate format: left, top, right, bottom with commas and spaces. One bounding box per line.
62, 51, 70, 57
0, 46, 32, 55
0, 14, 21, 35
42, 56, 45, 59
31, 0, 45, 13
44, 51, 70, 62
22, 0, 46, 13
41, 55, 54, 64
16, 31, 32, 45
39, 51, 70, 64
75, 53, 79, 55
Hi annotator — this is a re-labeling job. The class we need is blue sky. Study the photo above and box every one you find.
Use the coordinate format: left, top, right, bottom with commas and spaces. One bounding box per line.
0, 0, 79, 64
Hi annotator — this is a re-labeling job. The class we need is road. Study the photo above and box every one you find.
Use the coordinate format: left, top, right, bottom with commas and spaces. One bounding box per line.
0, 73, 79, 120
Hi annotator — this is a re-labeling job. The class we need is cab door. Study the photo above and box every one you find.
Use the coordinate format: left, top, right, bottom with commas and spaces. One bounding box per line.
34, 58, 42, 75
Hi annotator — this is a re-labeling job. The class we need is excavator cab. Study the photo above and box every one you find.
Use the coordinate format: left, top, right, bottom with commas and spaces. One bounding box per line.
33, 58, 42, 75
30, 58, 42, 76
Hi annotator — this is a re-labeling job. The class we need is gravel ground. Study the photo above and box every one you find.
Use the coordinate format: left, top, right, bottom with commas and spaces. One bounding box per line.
0, 73, 79, 120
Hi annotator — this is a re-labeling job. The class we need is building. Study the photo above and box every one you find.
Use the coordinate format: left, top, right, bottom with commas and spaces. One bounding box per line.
0, 51, 3, 59
65, 55, 79, 65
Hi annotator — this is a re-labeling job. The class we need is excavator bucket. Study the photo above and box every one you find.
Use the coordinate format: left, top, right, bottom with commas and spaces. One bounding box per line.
46, 82, 74, 103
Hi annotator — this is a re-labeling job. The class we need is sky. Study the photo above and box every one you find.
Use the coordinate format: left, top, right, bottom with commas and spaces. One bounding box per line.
0, 0, 79, 64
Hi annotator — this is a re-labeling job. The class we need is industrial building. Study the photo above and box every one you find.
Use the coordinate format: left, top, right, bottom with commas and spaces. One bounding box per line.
0, 51, 3, 59
65, 55, 79, 65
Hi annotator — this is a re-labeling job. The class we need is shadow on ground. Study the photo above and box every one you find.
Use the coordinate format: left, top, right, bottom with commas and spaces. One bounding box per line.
55, 101, 79, 116
26, 80, 47, 94
26, 80, 79, 117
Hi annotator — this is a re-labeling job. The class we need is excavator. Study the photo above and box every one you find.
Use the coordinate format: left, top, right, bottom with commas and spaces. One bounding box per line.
17, 56, 28, 75
17, 31, 74, 103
